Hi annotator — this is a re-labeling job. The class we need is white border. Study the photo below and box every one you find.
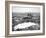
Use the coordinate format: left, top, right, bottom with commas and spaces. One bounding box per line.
9, 4, 43, 34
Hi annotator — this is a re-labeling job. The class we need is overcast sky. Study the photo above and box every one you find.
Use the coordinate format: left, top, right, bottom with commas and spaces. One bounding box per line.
12, 4, 40, 13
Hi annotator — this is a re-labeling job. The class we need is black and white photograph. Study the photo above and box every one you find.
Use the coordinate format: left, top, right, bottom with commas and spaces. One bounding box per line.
12, 6, 40, 31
